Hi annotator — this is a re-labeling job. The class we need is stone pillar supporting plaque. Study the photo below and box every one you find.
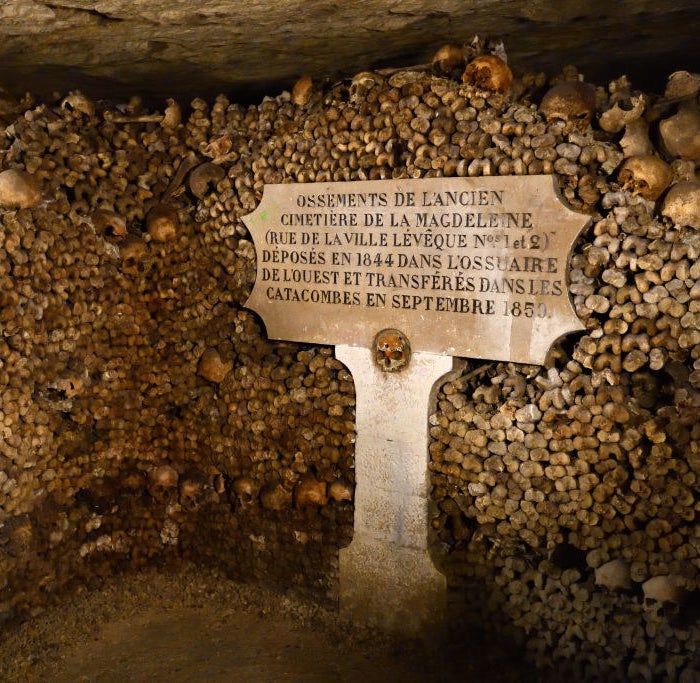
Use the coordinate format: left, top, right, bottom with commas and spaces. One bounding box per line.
335, 345, 466, 635
242, 176, 589, 635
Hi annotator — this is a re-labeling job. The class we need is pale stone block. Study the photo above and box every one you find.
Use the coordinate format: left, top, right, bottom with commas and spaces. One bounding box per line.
336, 345, 465, 634
339, 534, 446, 636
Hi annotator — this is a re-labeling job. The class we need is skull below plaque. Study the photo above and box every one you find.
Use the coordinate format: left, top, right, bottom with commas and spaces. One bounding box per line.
373, 329, 411, 372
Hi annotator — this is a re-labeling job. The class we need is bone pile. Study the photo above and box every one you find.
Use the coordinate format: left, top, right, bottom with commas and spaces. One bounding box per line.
0, 43, 699, 680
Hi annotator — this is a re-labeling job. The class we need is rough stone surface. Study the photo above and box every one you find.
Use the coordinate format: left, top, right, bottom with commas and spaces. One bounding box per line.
0, 1, 697, 103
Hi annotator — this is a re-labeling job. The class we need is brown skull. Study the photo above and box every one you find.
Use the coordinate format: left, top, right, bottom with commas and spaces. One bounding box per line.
374, 329, 411, 372
146, 202, 179, 243
617, 155, 673, 201
293, 474, 328, 510
540, 82, 597, 127
120, 235, 149, 275
178, 471, 212, 512
231, 476, 259, 510
259, 480, 292, 511
92, 209, 127, 240
328, 477, 354, 503
147, 465, 179, 505
462, 55, 513, 93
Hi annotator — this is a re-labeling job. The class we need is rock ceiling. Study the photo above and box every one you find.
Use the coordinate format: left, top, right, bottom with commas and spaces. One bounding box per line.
0, 1, 698, 105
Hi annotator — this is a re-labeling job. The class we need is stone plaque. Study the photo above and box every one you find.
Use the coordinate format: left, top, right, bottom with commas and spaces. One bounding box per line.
243, 176, 589, 364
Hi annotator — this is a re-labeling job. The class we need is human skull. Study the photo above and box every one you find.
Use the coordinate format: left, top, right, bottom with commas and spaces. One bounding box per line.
659, 102, 700, 163
431, 44, 464, 74
349, 71, 384, 106
664, 70, 700, 100
92, 209, 127, 240
61, 91, 95, 117
231, 476, 259, 510
179, 471, 211, 512
374, 329, 411, 372
619, 118, 653, 158
617, 155, 673, 201
201, 133, 232, 160
120, 235, 149, 275
328, 478, 354, 503
147, 465, 179, 505
462, 55, 513, 93
539, 81, 597, 127
259, 480, 292, 511
0, 169, 41, 209
641, 574, 688, 610
662, 180, 700, 229
146, 202, 179, 243
594, 558, 632, 591
51, 368, 88, 399
293, 474, 328, 510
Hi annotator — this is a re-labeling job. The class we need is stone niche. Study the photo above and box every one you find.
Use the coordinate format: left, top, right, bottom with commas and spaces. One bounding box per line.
0, 10, 699, 683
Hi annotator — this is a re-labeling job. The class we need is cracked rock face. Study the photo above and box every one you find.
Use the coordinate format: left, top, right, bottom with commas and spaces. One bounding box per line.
0, 1, 698, 102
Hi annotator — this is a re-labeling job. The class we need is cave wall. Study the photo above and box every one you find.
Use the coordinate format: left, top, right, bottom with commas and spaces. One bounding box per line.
0, 33, 700, 682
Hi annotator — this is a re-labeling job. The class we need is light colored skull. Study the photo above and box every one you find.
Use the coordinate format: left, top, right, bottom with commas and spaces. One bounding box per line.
374, 328, 411, 372
51, 368, 88, 399
147, 465, 179, 505
146, 202, 179, 243
617, 155, 673, 201
662, 180, 700, 229
201, 133, 232, 160
659, 102, 700, 163
664, 70, 700, 100
641, 574, 688, 610
61, 90, 95, 117
0, 169, 42, 209
619, 118, 653, 158
594, 558, 632, 591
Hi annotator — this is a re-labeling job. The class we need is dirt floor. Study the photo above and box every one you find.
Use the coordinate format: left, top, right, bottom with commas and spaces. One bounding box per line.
0, 564, 544, 682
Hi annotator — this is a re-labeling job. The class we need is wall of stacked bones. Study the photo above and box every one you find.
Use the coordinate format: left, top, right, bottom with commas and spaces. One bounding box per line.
0, 43, 699, 680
